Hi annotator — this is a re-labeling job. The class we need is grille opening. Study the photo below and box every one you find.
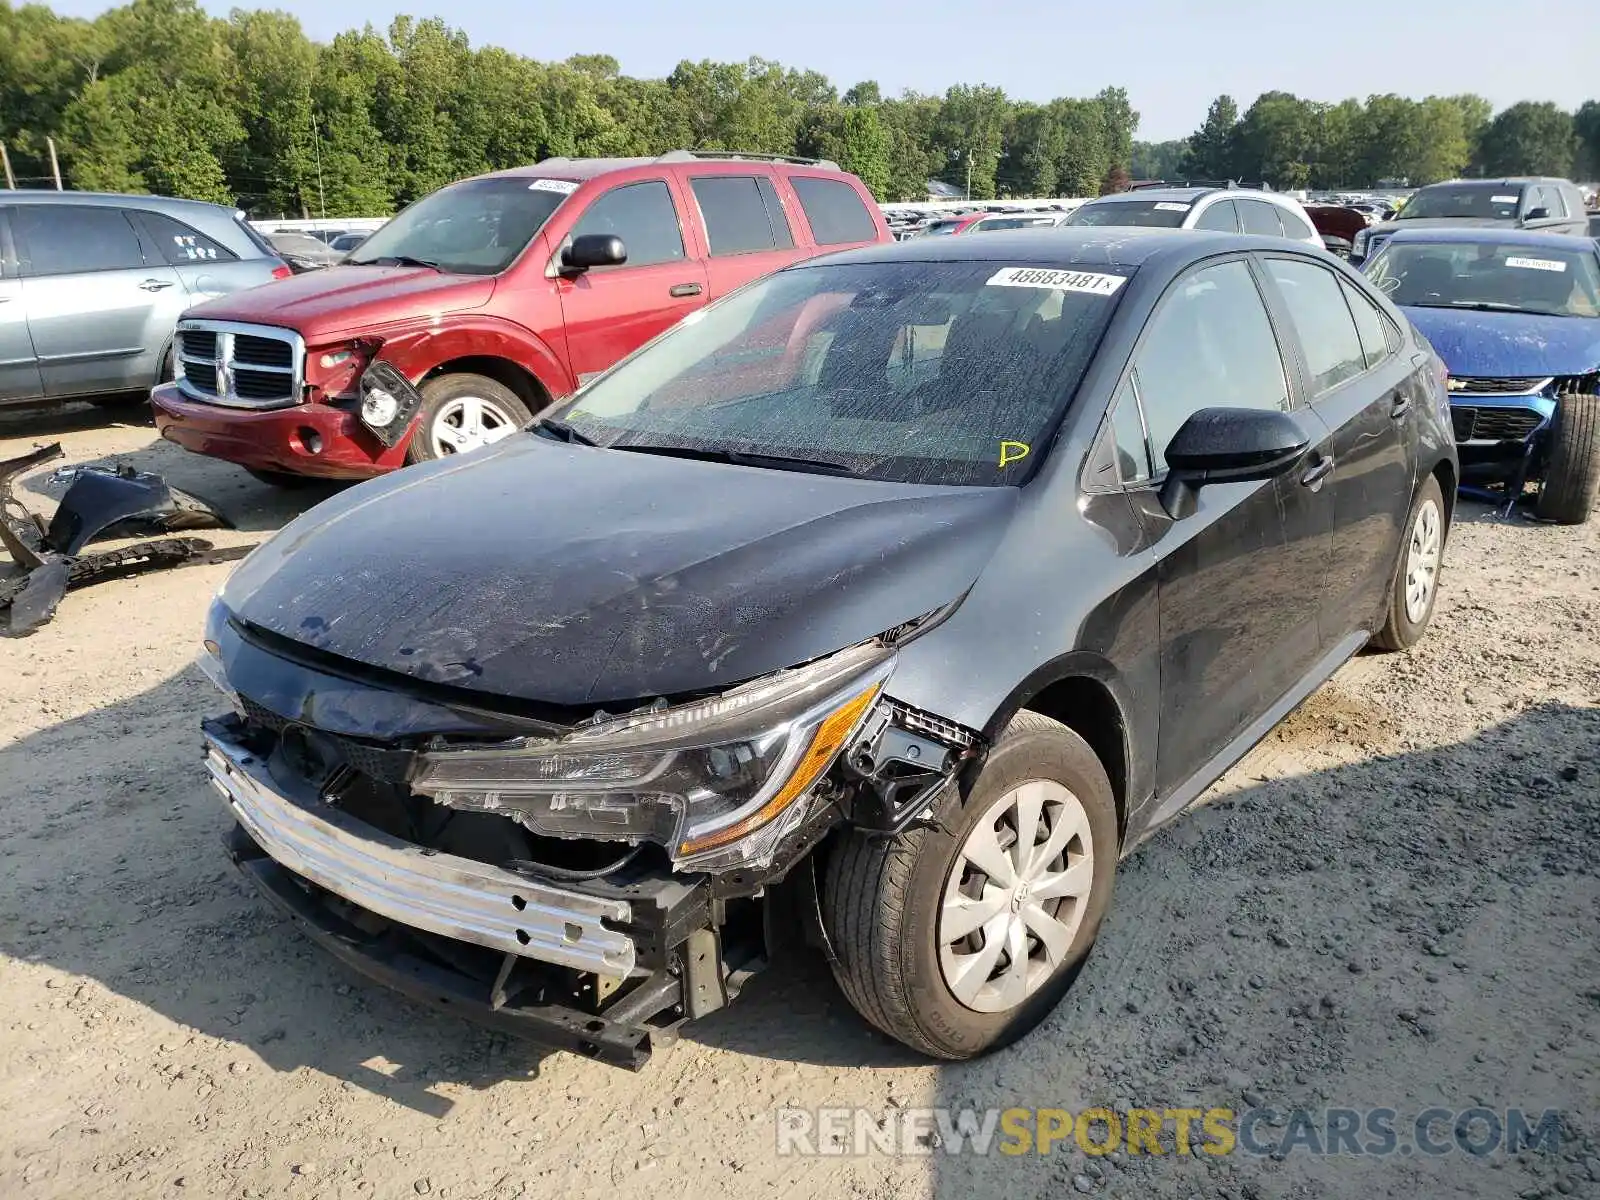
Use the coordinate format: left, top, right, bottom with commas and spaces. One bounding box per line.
234, 334, 294, 369
184, 362, 219, 393
1450, 376, 1548, 395
233, 369, 295, 401
1452, 405, 1543, 443
179, 330, 217, 359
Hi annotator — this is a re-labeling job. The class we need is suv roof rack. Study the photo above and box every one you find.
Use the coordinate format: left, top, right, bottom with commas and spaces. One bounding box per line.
1127, 179, 1268, 191
653, 149, 842, 171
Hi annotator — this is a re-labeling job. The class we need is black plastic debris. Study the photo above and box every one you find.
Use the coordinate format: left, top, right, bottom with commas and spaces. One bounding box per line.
0, 443, 252, 635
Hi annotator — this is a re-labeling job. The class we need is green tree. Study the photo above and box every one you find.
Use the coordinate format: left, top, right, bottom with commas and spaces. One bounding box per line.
1575, 100, 1600, 181
1052, 97, 1109, 196
1130, 139, 1188, 181
226, 9, 318, 214
842, 80, 881, 107
1182, 94, 1239, 179
1232, 91, 1315, 187
933, 83, 1007, 198
1477, 101, 1577, 177
309, 27, 395, 216
837, 106, 890, 197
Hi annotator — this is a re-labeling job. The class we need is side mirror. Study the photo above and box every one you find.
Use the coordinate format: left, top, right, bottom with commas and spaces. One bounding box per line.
563, 234, 627, 272
1157, 407, 1311, 520
1524, 207, 1550, 221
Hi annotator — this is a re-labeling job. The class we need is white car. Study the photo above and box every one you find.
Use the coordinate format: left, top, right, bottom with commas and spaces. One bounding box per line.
1063, 186, 1322, 248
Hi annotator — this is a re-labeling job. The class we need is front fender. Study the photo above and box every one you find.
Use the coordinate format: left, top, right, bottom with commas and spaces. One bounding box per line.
375, 318, 574, 400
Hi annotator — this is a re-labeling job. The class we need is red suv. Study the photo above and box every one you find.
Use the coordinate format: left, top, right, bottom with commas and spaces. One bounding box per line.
151, 152, 891, 483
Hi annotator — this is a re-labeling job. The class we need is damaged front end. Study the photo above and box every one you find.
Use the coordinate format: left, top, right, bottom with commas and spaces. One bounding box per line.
202, 613, 980, 1067
1, 443, 240, 633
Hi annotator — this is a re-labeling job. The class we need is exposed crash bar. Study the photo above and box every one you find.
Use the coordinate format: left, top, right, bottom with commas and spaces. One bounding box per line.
203, 724, 638, 977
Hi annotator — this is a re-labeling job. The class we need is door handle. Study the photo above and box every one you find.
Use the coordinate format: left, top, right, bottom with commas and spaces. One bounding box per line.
139, 279, 175, 292
1389, 394, 1412, 420
668, 282, 703, 298
1300, 454, 1335, 490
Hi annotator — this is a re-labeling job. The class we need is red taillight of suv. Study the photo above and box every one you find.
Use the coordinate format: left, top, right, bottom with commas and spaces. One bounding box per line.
270, 263, 294, 280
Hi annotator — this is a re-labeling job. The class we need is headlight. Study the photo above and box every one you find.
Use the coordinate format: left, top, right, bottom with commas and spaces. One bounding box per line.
412, 643, 894, 872
1351, 229, 1369, 255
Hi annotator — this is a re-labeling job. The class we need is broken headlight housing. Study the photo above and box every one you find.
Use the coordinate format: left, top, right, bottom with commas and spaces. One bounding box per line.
411, 643, 894, 872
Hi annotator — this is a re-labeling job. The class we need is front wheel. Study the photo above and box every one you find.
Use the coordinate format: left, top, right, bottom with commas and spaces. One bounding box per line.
823, 711, 1119, 1059
1371, 473, 1447, 651
1535, 393, 1600, 525
406, 373, 532, 464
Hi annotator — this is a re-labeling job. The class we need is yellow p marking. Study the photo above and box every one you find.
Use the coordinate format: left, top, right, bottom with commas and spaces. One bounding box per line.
999, 440, 1030, 468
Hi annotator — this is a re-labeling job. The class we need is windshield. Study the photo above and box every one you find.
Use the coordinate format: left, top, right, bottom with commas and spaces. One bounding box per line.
1064, 200, 1189, 229
1396, 184, 1522, 221
347, 177, 572, 274
547, 260, 1127, 486
920, 220, 965, 236
1367, 240, 1600, 318
974, 216, 1059, 232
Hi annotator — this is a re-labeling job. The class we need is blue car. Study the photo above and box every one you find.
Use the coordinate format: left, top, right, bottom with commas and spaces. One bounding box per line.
1362, 228, 1600, 523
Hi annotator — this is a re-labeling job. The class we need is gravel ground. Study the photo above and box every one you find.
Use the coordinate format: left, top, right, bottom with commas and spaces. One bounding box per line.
1, 403, 1596, 1200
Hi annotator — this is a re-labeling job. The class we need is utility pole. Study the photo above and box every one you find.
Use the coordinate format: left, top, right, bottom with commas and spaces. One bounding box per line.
966, 149, 973, 201
0, 142, 15, 190
46, 137, 63, 190
311, 112, 327, 219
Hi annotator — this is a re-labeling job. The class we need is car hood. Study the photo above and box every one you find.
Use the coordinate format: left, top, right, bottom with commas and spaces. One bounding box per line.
222, 437, 1018, 708
185, 265, 495, 341
1401, 306, 1600, 378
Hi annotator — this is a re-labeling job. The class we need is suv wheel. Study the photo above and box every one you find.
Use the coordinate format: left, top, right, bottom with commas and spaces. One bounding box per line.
823, 711, 1118, 1059
1535, 393, 1600, 525
1372, 474, 1447, 651
407, 373, 533, 464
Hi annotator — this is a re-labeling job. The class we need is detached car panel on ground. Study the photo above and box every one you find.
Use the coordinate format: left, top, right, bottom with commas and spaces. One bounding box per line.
200, 229, 1457, 1065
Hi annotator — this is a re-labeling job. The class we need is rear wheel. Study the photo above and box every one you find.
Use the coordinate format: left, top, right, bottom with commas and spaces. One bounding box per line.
406, 373, 531, 464
1535, 393, 1600, 525
823, 711, 1118, 1059
1372, 474, 1446, 651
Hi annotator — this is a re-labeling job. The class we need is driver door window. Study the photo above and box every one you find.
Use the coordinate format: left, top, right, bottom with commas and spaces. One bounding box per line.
1131, 259, 1291, 473
570, 181, 686, 268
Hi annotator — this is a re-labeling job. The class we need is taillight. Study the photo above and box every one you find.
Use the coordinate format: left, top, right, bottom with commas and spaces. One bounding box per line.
270, 263, 293, 280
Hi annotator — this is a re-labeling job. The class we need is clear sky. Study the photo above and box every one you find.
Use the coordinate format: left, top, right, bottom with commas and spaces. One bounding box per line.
49, 0, 1600, 141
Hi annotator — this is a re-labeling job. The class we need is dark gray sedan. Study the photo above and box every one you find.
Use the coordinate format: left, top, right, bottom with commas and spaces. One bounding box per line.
0, 191, 288, 408
198, 229, 1458, 1064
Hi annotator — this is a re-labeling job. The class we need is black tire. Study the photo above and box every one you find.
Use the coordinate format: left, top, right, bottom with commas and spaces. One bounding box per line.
1371, 473, 1447, 651
245, 467, 324, 489
405, 373, 533, 465
1535, 393, 1600, 525
822, 710, 1119, 1060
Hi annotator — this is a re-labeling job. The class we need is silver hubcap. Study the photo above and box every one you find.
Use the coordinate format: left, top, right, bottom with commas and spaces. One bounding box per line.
429, 395, 518, 456
1404, 498, 1442, 623
938, 780, 1094, 1014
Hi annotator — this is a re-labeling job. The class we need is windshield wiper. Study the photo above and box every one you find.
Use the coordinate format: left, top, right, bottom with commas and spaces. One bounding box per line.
534, 417, 596, 445
349, 254, 442, 270
609, 442, 864, 477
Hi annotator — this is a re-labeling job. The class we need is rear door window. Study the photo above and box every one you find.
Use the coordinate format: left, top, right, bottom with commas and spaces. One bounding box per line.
12, 205, 145, 276
570, 181, 686, 267
135, 211, 237, 265
790, 177, 879, 245
691, 176, 791, 255
1262, 257, 1366, 394
1238, 199, 1285, 237
1277, 207, 1315, 241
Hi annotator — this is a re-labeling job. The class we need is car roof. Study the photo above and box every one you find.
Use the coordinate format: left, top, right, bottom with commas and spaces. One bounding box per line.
0, 189, 238, 216
1381, 227, 1599, 252
1416, 178, 1566, 189
1086, 187, 1216, 203
478, 153, 849, 184
809, 227, 1305, 273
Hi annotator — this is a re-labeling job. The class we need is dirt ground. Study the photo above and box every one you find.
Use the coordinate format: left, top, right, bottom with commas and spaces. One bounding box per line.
1, 402, 1596, 1200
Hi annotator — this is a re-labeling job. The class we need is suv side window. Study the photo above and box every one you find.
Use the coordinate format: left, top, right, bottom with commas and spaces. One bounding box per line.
1133, 259, 1290, 472
136, 211, 237, 265
12, 205, 145, 276
1339, 278, 1396, 369
1277, 207, 1315, 241
690, 175, 791, 255
570, 181, 686, 268
789, 177, 878, 245
1262, 257, 1365, 394
1193, 200, 1238, 232
1238, 199, 1284, 237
